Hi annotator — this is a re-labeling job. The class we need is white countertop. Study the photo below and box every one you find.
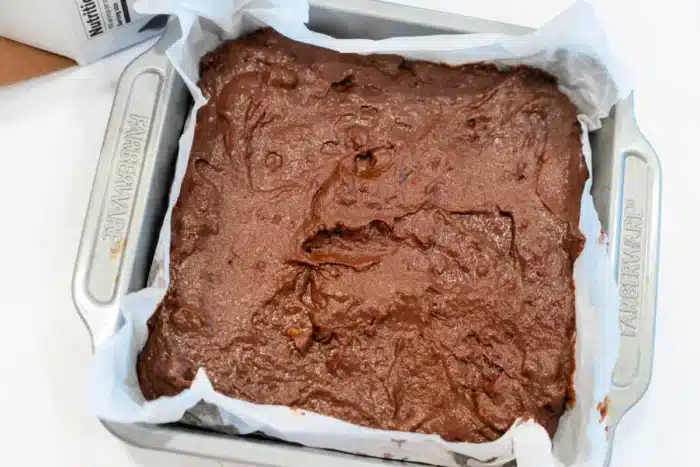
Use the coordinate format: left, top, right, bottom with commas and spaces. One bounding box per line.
1, 1, 698, 466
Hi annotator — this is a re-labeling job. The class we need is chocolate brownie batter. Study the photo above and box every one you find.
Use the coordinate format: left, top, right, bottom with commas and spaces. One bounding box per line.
138, 28, 587, 443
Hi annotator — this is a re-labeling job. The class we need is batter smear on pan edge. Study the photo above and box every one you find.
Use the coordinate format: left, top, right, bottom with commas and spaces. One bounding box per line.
137, 28, 587, 443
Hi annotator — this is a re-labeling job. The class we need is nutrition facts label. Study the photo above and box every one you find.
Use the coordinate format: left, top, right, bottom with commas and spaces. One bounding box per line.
74, 0, 137, 39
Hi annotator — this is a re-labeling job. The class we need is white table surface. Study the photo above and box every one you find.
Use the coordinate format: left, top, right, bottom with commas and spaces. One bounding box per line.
1, 1, 698, 466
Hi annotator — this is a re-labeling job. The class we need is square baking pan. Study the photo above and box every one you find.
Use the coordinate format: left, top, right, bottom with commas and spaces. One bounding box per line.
72, 1, 661, 465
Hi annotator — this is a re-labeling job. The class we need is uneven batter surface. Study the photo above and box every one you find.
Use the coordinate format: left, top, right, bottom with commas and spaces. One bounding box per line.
137, 28, 587, 442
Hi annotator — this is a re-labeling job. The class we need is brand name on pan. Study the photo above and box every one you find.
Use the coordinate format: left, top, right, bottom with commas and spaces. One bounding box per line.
619, 199, 643, 337
102, 114, 148, 255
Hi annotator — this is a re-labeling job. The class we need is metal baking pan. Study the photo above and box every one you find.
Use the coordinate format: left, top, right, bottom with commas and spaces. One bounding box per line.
72, 0, 661, 465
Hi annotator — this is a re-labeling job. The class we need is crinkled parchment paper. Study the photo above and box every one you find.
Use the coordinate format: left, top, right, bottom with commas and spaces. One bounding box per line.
88, 1, 625, 466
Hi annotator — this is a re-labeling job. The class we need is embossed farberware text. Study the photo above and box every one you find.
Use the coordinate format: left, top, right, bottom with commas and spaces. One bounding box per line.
620, 199, 643, 337
102, 113, 148, 253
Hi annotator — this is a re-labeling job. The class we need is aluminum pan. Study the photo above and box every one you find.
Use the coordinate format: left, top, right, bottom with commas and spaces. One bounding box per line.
72, 1, 661, 465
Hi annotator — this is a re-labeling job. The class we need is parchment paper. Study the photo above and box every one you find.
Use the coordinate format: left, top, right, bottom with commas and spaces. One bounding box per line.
88, 1, 625, 466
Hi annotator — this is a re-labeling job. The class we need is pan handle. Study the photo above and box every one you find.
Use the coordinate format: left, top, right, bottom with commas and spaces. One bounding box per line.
72, 18, 186, 351
603, 94, 662, 466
